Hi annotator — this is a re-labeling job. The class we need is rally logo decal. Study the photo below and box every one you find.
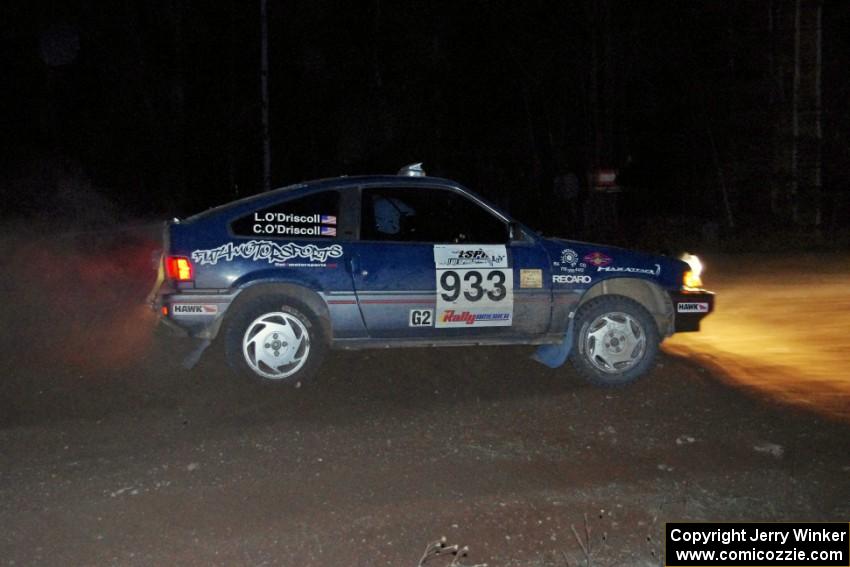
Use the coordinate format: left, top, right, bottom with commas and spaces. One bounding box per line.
439, 310, 511, 325
192, 240, 343, 266
433, 245, 513, 328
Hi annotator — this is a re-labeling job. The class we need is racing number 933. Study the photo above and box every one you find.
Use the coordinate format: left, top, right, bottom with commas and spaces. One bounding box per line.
438, 269, 507, 302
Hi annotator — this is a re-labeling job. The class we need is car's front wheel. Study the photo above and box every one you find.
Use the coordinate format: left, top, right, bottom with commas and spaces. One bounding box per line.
223, 297, 326, 385
570, 295, 659, 386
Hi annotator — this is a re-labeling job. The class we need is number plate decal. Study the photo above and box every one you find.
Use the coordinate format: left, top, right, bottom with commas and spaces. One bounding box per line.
433, 245, 513, 328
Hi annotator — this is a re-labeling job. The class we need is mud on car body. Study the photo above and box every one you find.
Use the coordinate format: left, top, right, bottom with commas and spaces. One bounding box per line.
148, 164, 714, 386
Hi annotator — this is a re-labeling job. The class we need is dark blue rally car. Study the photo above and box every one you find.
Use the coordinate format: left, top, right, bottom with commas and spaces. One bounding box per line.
149, 164, 713, 386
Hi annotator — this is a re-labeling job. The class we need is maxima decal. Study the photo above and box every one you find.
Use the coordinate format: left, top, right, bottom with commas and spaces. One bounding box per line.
172, 303, 219, 315
584, 252, 613, 267
677, 302, 709, 313
434, 245, 513, 328
597, 264, 661, 276
192, 240, 343, 266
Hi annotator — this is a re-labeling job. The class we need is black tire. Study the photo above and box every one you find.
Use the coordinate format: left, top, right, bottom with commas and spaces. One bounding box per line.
570, 295, 660, 386
223, 296, 327, 386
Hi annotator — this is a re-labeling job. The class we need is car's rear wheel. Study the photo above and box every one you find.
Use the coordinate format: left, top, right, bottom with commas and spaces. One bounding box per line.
570, 295, 659, 386
224, 297, 326, 385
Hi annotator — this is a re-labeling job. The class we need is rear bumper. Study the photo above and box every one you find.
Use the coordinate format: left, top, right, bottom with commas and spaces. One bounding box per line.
151, 290, 237, 340
669, 290, 715, 333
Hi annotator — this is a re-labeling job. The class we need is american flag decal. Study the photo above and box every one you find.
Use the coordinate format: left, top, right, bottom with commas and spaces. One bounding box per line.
320, 226, 337, 236
320, 215, 337, 225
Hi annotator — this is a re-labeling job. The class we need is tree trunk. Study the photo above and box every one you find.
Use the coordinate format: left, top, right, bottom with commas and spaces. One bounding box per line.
260, 0, 271, 192
814, 0, 822, 227
790, 0, 801, 224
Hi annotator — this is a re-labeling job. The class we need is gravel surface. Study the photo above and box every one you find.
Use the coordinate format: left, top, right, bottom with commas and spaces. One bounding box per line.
1, 229, 848, 566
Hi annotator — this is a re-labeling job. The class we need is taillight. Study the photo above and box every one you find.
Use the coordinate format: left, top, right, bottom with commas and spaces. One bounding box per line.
165, 256, 193, 281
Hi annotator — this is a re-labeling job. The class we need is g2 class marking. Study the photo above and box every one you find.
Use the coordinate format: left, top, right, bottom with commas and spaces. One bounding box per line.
409, 309, 434, 327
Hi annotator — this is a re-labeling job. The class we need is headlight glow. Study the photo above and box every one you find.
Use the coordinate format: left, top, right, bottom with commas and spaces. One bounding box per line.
680, 252, 704, 289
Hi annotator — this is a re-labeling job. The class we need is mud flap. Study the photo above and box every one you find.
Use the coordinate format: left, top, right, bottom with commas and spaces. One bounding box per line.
532, 320, 574, 369
183, 339, 211, 369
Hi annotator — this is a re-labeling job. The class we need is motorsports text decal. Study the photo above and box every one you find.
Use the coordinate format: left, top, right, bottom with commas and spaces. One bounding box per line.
192, 240, 343, 267
433, 245, 513, 328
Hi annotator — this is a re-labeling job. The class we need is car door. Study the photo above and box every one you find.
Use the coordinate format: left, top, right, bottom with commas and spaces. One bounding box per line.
507, 229, 553, 336
351, 184, 551, 339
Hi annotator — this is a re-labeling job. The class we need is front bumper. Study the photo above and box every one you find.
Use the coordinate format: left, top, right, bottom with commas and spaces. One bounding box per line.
669, 290, 715, 333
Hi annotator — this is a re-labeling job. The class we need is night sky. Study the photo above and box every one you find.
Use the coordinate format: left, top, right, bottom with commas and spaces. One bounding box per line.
2, 1, 849, 243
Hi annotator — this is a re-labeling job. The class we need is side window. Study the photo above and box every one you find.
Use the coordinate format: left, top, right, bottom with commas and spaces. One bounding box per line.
361, 187, 507, 244
231, 190, 339, 238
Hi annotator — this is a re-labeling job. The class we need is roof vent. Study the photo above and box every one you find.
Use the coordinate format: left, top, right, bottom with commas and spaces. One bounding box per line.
398, 163, 426, 177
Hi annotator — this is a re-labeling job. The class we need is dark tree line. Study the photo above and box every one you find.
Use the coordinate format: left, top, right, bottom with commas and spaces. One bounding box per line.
1, 0, 848, 242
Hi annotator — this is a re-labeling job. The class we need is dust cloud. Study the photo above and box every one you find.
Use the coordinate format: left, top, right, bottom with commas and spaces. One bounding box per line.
665, 253, 850, 421
0, 222, 161, 381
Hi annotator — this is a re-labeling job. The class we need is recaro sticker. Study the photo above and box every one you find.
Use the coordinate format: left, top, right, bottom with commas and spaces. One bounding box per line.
433, 245, 513, 328
553, 274, 591, 284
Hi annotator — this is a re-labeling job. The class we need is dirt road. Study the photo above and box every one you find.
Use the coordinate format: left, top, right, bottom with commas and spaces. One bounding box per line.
665, 253, 850, 420
1, 232, 848, 566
